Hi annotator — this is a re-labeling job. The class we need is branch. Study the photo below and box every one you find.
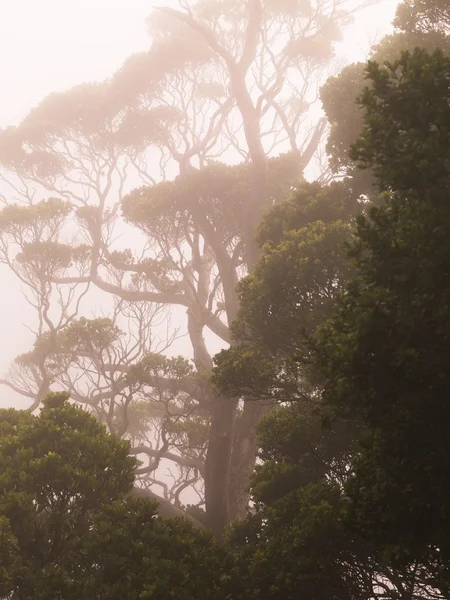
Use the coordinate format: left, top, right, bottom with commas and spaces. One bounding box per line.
0, 379, 36, 399
157, 7, 235, 69
187, 309, 214, 371
68, 362, 209, 406
299, 117, 327, 173
51, 274, 188, 307
130, 445, 204, 475
239, 0, 263, 72
203, 310, 230, 343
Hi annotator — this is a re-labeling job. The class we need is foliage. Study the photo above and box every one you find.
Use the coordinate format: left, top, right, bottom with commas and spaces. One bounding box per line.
226, 409, 445, 599
314, 48, 450, 589
321, 0, 450, 178
122, 156, 301, 247
213, 179, 360, 400
251, 401, 358, 505
227, 481, 363, 600
224, 396, 438, 600
394, 0, 450, 34
0, 393, 227, 599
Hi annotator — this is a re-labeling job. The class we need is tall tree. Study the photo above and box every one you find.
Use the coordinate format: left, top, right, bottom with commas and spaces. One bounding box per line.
314, 47, 450, 592
211, 71, 447, 595
0, 0, 380, 532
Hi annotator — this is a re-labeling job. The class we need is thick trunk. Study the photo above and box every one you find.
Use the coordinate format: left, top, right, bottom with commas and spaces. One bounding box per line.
222, 80, 271, 522
203, 81, 269, 533
204, 395, 239, 534
175, 2, 269, 533
228, 399, 272, 521
231, 70, 270, 268
199, 233, 241, 533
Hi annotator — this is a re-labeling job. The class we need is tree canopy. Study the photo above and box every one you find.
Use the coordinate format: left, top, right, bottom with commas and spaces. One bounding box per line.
0, 392, 227, 599
315, 47, 450, 592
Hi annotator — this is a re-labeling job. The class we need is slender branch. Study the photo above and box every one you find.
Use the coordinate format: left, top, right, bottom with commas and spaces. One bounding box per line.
156, 7, 235, 69
0, 379, 36, 400
299, 117, 328, 172
131, 445, 204, 475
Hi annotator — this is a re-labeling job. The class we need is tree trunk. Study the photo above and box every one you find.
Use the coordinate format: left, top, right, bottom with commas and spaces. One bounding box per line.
221, 91, 271, 522
228, 399, 272, 521
193, 6, 270, 534
203, 98, 269, 533
204, 395, 239, 534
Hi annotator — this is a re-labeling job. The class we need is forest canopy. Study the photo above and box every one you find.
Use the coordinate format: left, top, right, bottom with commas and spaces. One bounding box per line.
1, 0, 450, 597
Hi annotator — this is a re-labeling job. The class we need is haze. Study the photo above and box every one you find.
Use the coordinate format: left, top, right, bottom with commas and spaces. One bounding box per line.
0, 0, 395, 408
0, 1, 449, 595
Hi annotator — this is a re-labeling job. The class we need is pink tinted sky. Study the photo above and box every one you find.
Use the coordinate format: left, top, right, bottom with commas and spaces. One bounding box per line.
0, 0, 396, 126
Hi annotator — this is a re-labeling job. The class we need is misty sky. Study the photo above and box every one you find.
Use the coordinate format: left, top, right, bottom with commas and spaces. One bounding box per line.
0, 0, 397, 408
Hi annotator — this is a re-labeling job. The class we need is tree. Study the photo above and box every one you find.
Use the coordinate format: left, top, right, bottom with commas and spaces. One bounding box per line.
394, 0, 450, 35
212, 178, 360, 402
111, 0, 376, 533
0, 0, 381, 533
321, 0, 450, 184
228, 481, 363, 600
224, 399, 443, 600
314, 48, 450, 592
0, 392, 227, 599
212, 42, 450, 591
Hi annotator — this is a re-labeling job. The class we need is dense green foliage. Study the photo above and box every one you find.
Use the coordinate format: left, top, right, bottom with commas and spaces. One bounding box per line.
321, 0, 450, 180
212, 179, 360, 400
316, 47, 450, 590
0, 393, 226, 599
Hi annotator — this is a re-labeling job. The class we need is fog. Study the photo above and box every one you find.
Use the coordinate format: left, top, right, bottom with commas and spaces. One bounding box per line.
0, 0, 397, 515
0, 0, 396, 503
0, 0, 151, 407
0, 0, 395, 409
1, 1, 449, 595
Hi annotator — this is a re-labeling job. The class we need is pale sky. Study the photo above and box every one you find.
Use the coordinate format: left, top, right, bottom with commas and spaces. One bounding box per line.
0, 0, 152, 126
0, 0, 396, 127
0, 0, 397, 409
